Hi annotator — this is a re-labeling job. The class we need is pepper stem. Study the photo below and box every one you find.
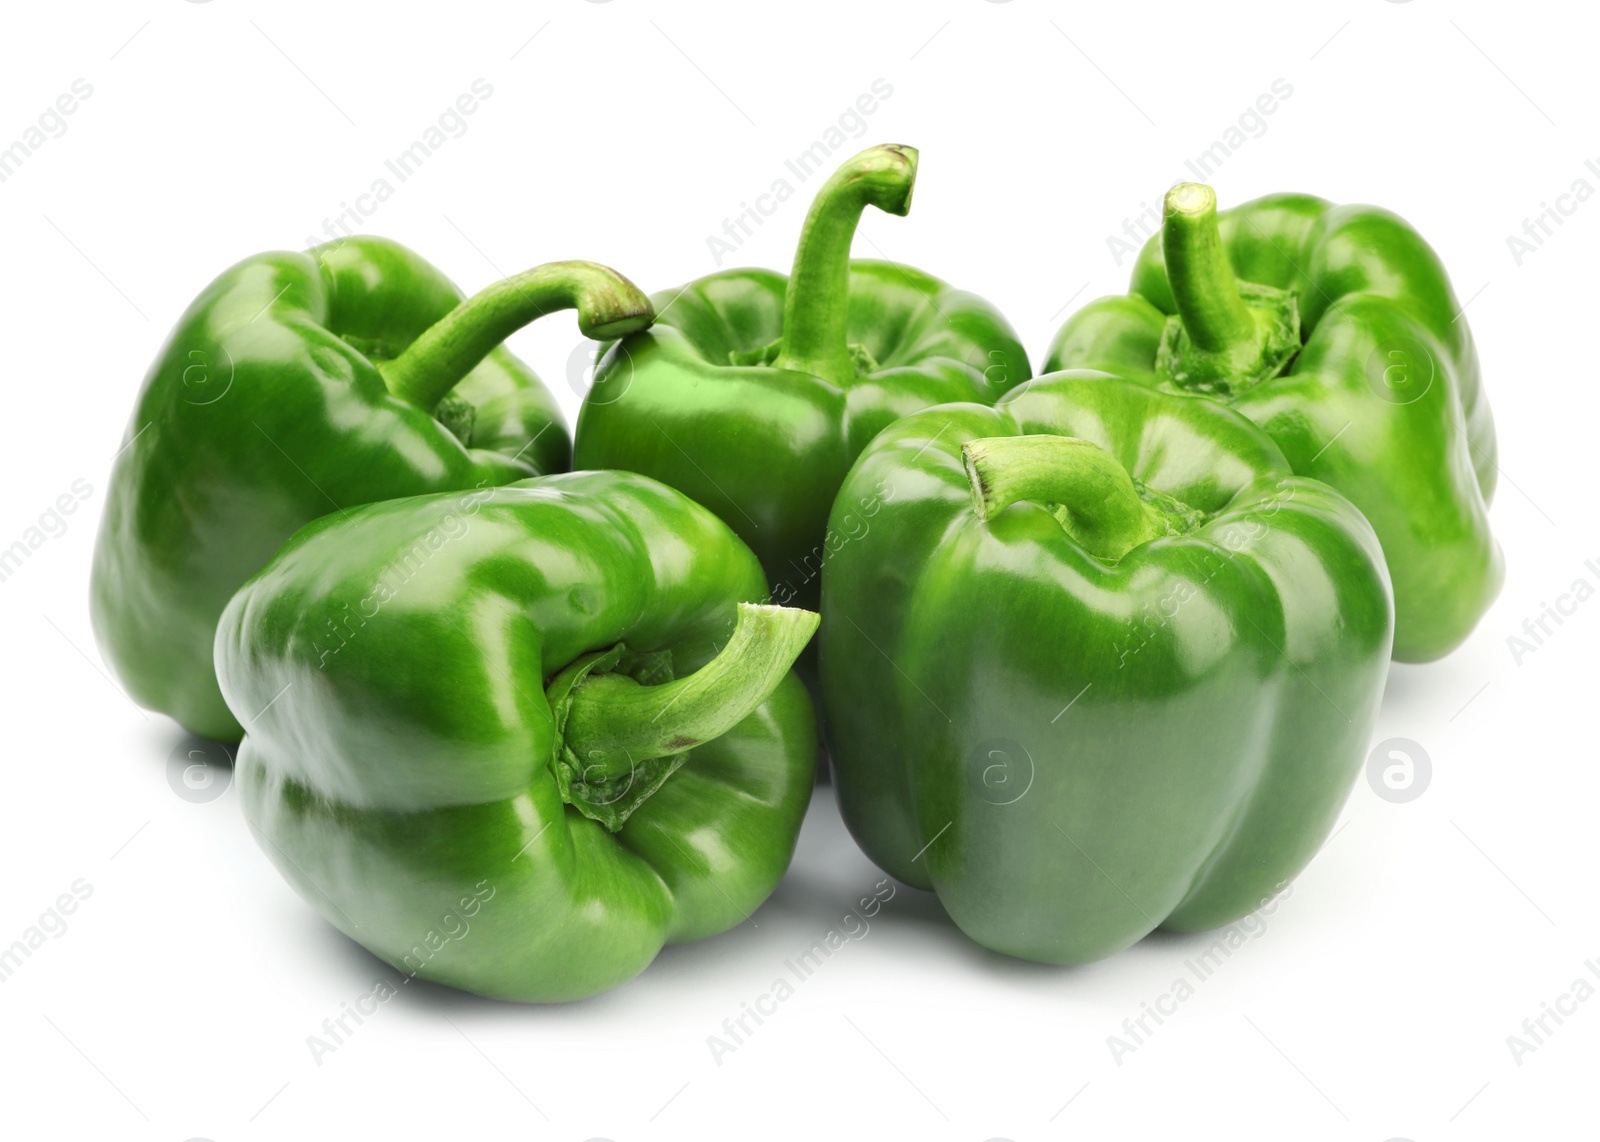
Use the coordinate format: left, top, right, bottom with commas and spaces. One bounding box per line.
379, 261, 653, 412
1156, 184, 1301, 396
963, 435, 1171, 562
771, 144, 918, 385
1163, 184, 1256, 353
562, 603, 818, 779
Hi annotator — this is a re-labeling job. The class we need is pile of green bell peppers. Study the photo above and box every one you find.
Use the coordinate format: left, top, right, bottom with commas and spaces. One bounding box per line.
91, 148, 1499, 997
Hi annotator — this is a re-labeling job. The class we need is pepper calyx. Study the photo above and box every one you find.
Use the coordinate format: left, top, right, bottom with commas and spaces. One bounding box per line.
546, 602, 818, 832
1156, 282, 1299, 397
1156, 183, 1301, 397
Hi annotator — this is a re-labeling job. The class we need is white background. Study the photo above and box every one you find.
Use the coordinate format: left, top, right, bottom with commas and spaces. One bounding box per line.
1, 1, 1595, 1138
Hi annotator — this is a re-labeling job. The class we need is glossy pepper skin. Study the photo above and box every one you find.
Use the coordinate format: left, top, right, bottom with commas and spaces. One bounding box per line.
91, 237, 652, 741
216, 472, 818, 1002
575, 145, 1029, 610
1045, 184, 1499, 662
820, 372, 1393, 964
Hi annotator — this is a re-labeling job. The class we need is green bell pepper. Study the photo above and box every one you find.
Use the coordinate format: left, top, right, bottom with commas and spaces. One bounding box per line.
91, 236, 652, 741
215, 471, 818, 1002
1044, 183, 1500, 661
820, 371, 1392, 963
574, 144, 1030, 610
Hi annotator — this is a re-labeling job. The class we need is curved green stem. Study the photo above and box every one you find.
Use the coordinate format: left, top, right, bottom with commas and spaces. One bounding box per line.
963, 435, 1170, 562
1163, 183, 1254, 353
379, 261, 653, 412
772, 143, 918, 385
562, 603, 818, 779
1157, 184, 1301, 397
